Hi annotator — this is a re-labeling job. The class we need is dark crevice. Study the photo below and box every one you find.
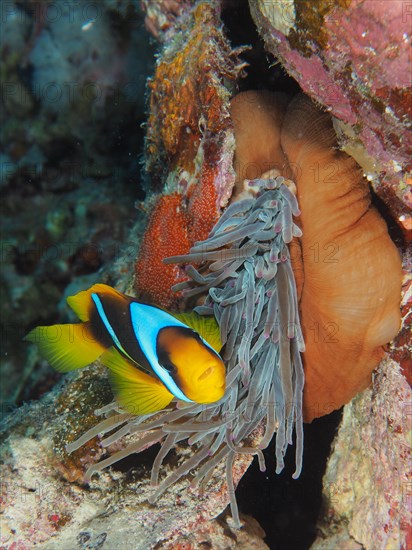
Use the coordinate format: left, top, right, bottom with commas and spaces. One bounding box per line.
370, 189, 406, 249
222, 0, 301, 96
236, 410, 342, 550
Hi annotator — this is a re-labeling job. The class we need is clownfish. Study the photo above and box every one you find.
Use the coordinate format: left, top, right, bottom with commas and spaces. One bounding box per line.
25, 284, 226, 415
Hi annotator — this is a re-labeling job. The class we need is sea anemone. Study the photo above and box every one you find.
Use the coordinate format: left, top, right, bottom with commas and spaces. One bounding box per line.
228, 90, 402, 421
65, 91, 402, 526
66, 176, 304, 526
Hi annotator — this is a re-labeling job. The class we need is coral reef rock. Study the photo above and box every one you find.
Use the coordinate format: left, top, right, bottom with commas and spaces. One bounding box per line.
135, 1, 245, 306
313, 357, 412, 550
0, 371, 267, 549
250, 0, 411, 226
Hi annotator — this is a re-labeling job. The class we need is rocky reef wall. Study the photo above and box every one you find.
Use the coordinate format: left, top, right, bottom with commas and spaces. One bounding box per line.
1, 1, 410, 549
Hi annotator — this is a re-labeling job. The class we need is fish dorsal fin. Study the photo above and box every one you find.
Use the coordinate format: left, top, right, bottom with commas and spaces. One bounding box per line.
24, 322, 106, 372
100, 347, 174, 415
172, 312, 222, 353
67, 284, 128, 322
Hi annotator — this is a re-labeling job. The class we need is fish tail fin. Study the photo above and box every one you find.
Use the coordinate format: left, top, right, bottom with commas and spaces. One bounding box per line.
25, 322, 106, 372
101, 348, 174, 415
66, 284, 128, 322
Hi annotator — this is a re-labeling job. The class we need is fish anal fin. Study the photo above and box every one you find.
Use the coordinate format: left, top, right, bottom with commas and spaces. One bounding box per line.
101, 348, 173, 415
25, 323, 106, 372
173, 312, 222, 352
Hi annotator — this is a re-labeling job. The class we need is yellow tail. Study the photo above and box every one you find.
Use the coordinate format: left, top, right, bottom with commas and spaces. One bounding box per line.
25, 284, 127, 372
25, 322, 106, 372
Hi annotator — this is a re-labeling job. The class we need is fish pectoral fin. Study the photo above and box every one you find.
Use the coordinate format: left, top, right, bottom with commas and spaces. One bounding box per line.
101, 348, 174, 415
66, 283, 127, 322
173, 312, 222, 352
24, 322, 106, 372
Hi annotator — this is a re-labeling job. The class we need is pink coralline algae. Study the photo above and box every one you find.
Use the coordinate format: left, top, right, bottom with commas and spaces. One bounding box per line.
326, 1, 410, 91
250, 0, 412, 215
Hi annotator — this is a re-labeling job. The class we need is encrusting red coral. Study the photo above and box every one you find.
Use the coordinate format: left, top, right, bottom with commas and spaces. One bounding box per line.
186, 142, 221, 244
134, 154, 222, 308
134, 178, 222, 309
134, 194, 191, 308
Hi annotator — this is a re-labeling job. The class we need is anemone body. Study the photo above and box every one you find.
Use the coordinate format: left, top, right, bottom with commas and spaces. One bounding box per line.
281, 95, 402, 421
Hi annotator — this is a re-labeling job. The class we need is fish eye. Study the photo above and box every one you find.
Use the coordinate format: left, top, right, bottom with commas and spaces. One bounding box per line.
161, 362, 177, 375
